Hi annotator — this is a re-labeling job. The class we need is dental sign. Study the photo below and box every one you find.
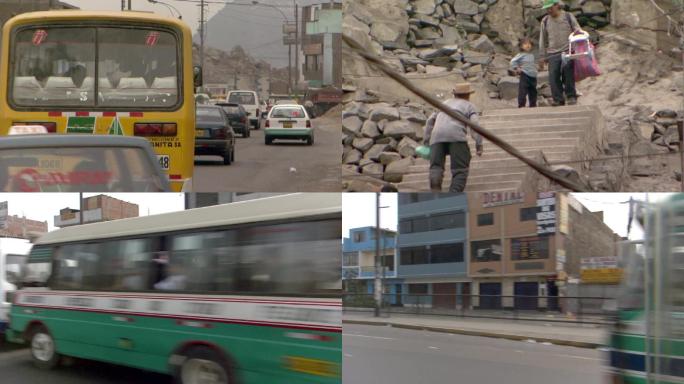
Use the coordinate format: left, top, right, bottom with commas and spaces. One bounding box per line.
536, 192, 556, 236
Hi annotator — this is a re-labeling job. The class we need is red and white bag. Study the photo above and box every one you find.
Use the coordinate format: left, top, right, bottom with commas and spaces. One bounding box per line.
564, 30, 602, 82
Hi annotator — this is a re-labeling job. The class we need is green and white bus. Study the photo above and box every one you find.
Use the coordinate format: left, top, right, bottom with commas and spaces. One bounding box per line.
6, 193, 342, 384
608, 195, 684, 384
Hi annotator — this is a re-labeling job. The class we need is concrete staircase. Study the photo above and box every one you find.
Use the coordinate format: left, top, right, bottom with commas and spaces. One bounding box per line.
397, 105, 605, 193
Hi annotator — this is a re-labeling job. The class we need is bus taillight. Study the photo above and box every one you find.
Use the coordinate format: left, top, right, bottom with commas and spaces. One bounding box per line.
134, 123, 177, 136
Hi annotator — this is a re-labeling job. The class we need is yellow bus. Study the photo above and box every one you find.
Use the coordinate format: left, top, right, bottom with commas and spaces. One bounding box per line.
0, 11, 197, 191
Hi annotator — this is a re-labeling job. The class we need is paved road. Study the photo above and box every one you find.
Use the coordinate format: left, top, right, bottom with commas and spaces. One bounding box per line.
193, 115, 341, 192
0, 341, 170, 384
343, 324, 606, 384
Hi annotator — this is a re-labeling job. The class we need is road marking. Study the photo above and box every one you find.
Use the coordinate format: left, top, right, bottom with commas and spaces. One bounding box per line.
344, 353, 353, 358
345, 334, 395, 341
515, 350, 524, 353
557, 354, 602, 361
428, 346, 439, 350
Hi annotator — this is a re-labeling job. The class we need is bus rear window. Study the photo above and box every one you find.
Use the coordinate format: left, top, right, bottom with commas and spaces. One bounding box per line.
11, 26, 179, 109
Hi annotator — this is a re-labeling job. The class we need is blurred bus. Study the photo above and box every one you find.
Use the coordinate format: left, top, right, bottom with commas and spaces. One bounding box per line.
0, 11, 198, 191
608, 195, 684, 384
0, 237, 32, 333
6, 194, 342, 384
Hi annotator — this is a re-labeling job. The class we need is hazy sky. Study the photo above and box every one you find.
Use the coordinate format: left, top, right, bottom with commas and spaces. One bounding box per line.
342, 193, 675, 241
0, 193, 185, 231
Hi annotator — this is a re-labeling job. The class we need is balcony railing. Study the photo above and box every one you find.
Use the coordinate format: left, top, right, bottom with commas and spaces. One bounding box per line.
359, 266, 395, 278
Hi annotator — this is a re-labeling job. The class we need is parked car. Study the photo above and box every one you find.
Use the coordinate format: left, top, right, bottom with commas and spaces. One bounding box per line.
215, 102, 250, 138
195, 105, 236, 165
0, 134, 170, 192
264, 104, 314, 146
226, 90, 261, 130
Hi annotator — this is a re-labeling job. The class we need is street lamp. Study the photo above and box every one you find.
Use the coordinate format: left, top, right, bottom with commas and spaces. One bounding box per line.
375, 193, 390, 317
147, 0, 182, 19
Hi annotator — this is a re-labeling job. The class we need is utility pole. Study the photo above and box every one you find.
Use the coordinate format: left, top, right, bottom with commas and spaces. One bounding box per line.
294, 0, 299, 96
121, 0, 125, 11
198, 0, 207, 89
374, 193, 382, 317
288, 41, 292, 94
128, 0, 132, 10
78, 192, 83, 225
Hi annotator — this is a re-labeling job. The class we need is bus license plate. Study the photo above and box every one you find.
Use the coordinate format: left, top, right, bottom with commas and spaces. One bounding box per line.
282, 122, 293, 128
157, 155, 170, 170
283, 356, 338, 377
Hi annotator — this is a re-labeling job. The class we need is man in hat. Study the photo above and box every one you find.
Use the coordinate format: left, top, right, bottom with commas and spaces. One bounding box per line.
423, 83, 483, 193
539, 0, 581, 106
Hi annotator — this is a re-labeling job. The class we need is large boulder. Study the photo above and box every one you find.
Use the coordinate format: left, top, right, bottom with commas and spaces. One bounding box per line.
450, 0, 480, 15
413, 0, 437, 15
399, 106, 428, 123
379, 151, 403, 165
469, 34, 496, 53
497, 76, 520, 100
361, 162, 384, 179
352, 137, 375, 152
397, 136, 420, 157
361, 120, 381, 139
383, 120, 419, 138
369, 107, 401, 122
484, 0, 525, 50
342, 116, 364, 136
365, 143, 392, 161
343, 149, 362, 164
581, 0, 607, 16
384, 157, 415, 182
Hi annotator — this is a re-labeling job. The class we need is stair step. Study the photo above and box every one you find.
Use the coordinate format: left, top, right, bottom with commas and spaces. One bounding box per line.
401, 171, 527, 184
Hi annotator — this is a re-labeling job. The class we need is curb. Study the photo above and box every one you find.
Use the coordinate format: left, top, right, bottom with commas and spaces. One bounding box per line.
343, 319, 603, 349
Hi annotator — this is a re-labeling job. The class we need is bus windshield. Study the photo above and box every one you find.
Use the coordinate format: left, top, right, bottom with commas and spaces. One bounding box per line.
11, 26, 178, 108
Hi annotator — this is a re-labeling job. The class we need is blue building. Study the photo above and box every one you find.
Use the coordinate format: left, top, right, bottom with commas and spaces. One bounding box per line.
397, 193, 470, 309
342, 226, 401, 303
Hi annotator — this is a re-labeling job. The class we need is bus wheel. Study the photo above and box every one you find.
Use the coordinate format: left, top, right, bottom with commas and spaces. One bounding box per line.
177, 347, 232, 384
29, 326, 60, 370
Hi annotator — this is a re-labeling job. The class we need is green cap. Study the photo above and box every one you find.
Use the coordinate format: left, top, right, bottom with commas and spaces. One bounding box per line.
542, 0, 560, 9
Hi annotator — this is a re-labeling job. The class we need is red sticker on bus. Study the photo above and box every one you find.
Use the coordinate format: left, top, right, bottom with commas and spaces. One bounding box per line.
145, 31, 160, 46
14, 168, 113, 192
32, 29, 48, 46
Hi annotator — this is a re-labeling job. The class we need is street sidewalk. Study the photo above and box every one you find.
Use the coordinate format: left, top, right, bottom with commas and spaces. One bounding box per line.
343, 312, 608, 349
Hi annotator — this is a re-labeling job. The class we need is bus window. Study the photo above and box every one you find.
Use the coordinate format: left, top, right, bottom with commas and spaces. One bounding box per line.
52, 243, 101, 290
5, 254, 27, 286
617, 246, 645, 310
98, 28, 178, 108
11, 27, 96, 107
99, 238, 155, 291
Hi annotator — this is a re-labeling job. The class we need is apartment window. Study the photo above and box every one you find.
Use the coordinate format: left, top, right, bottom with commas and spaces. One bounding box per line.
378, 254, 395, 271
511, 236, 550, 260
305, 55, 320, 72
477, 213, 494, 226
399, 219, 412, 233
430, 243, 464, 263
353, 231, 366, 243
343, 252, 358, 266
400, 246, 428, 265
471, 239, 502, 262
429, 212, 465, 230
520, 207, 538, 221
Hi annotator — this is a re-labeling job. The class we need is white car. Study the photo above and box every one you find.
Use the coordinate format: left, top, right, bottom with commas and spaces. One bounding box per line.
226, 90, 261, 130
264, 104, 313, 146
